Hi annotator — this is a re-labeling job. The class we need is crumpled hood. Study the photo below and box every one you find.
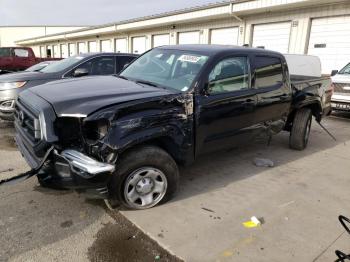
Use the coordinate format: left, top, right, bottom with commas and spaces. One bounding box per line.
0, 71, 57, 82
29, 75, 176, 116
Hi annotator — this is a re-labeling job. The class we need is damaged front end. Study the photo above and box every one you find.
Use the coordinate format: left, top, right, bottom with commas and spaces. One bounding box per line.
2, 91, 117, 199
4, 87, 193, 200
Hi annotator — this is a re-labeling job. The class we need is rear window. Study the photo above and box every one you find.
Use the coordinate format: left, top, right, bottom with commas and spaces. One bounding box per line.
14, 48, 29, 57
255, 56, 283, 89
40, 56, 84, 73
0, 48, 11, 57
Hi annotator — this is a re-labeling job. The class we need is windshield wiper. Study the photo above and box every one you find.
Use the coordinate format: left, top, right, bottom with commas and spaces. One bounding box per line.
135, 80, 159, 88
115, 75, 129, 80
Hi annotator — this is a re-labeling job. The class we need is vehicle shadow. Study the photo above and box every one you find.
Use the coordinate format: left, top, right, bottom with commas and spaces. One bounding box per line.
173, 115, 350, 203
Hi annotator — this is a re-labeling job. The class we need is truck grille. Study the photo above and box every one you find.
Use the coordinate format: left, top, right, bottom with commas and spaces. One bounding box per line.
333, 83, 350, 94
14, 98, 41, 145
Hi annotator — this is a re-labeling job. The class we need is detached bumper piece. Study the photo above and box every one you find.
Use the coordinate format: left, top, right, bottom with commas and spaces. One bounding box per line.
6, 139, 115, 198
39, 149, 115, 199
0, 99, 15, 120
60, 150, 115, 177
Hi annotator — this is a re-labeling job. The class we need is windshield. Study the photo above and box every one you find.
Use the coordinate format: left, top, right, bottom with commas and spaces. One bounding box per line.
0, 48, 11, 57
120, 49, 209, 92
339, 63, 350, 75
40, 56, 84, 73
25, 62, 50, 72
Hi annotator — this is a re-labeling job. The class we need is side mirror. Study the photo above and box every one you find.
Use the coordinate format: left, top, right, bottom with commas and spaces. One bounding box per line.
202, 82, 212, 96
331, 70, 338, 76
73, 68, 89, 77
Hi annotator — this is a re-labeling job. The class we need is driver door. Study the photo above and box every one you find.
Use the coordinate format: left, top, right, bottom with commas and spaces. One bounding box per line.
195, 56, 257, 155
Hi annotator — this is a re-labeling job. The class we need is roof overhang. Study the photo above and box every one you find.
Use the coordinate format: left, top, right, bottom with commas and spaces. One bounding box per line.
15, 0, 338, 45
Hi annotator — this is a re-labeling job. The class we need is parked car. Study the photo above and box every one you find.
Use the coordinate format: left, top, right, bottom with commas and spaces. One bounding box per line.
24, 61, 57, 72
0, 47, 60, 72
330, 63, 350, 111
12, 45, 331, 210
0, 53, 138, 120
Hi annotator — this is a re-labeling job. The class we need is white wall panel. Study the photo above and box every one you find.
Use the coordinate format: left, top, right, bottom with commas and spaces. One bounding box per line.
78, 42, 86, 54
68, 43, 76, 56
53, 45, 59, 58
88, 41, 97, 52
210, 27, 239, 45
153, 34, 170, 47
308, 15, 350, 74
101, 39, 112, 52
178, 31, 200, 44
60, 44, 68, 58
40, 46, 45, 58
116, 38, 128, 53
252, 22, 291, 53
132, 36, 147, 54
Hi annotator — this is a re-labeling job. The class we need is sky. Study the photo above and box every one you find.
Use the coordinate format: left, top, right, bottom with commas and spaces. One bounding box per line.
0, 0, 225, 26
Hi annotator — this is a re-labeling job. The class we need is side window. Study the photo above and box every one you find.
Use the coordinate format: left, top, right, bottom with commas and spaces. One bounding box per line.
90, 56, 115, 75
14, 49, 29, 58
208, 57, 249, 94
255, 56, 283, 89
117, 56, 136, 73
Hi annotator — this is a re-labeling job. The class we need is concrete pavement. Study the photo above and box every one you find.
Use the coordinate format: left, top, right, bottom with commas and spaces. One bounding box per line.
121, 115, 350, 261
1, 115, 350, 261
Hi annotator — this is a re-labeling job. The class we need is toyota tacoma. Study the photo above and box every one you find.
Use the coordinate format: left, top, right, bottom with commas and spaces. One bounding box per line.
9, 45, 332, 209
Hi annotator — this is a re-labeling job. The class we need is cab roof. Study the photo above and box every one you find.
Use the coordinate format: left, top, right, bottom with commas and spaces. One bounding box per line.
156, 44, 283, 57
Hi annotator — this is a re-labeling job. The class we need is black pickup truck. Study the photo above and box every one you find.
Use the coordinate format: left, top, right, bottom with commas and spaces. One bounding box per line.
10, 45, 331, 210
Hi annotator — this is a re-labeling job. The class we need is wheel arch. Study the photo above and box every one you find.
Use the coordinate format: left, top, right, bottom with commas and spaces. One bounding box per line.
286, 101, 323, 131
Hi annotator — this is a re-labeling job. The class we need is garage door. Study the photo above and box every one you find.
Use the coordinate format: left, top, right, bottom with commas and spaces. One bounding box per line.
68, 43, 76, 56
115, 38, 127, 53
153, 34, 170, 47
78, 42, 86, 54
132, 36, 146, 54
211, 27, 239, 45
308, 15, 350, 74
178, 31, 200, 44
252, 22, 291, 53
53, 45, 59, 58
101, 40, 112, 52
60, 44, 68, 58
88, 41, 97, 52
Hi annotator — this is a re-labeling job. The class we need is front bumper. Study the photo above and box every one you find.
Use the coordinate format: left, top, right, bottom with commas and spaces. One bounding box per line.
15, 133, 115, 198
331, 94, 350, 111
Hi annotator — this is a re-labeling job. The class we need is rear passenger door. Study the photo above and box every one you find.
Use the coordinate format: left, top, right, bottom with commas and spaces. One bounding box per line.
252, 55, 291, 126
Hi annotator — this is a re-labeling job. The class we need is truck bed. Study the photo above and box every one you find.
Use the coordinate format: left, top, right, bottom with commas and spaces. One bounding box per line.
290, 74, 332, 117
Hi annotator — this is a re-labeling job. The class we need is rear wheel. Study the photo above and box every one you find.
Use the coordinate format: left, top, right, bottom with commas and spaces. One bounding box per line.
289, 108, 312, 150
109, 146, 179, 210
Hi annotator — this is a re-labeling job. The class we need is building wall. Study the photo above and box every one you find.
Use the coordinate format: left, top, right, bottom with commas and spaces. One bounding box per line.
16, 1, 350, 72
26, 2, 349, 53
0, 26, 84, 56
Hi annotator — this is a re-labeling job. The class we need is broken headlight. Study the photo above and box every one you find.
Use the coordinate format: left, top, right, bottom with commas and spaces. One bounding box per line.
83, 119, 110, 142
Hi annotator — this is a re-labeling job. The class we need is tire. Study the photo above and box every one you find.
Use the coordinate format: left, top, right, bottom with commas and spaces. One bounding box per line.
109, 146, 179, 210
289, 108, 312, 150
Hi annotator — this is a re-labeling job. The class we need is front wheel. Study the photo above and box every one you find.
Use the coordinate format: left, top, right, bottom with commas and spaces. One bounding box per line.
289, 108, 312, 150
108, 146, 179, 210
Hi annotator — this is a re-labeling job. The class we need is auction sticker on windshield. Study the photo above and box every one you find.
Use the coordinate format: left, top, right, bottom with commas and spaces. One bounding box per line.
179, 54, 202, 63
